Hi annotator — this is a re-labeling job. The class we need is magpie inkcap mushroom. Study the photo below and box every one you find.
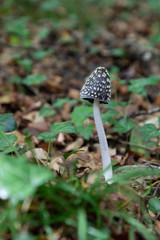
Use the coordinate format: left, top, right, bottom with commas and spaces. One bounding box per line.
80, 66, 111, 104
80, 66, 113, 183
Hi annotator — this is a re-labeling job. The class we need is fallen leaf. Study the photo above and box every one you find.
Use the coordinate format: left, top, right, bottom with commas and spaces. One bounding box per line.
49, 156, 65, 175
155, 221, 160, 235
28, 121, 50, 133
68, 88, 80, 100
46, 76, 62, 93
23, 111, 43, 122
64, 137, 84, 152
26, 148, 48, 165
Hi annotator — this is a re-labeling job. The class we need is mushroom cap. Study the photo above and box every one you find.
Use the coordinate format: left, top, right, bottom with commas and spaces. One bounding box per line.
80, 66, 111, 104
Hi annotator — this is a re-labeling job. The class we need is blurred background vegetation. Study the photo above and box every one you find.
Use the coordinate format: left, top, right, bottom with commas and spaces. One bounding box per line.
1, 1, 160, 240
1, 0, 160, 46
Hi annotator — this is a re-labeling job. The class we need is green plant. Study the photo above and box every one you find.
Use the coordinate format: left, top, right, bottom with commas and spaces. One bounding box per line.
32, 48, 54, 61
52, 98, 77, 109
1, 162, 159, 239
140, 120, 160, 157
22, 74, 47, 86
148, 198, 160, 213
1, 111, 160, 239
71, 105, 93, 140
114, 118, 135, 133
17, 58, 33, 72
9, 74, 47, 86
38, 121, 77, 159
128, 75, 159, 97
39, 106, 56, 117
38, 121, 77, 143
0, 154, 52, 202
0, 113, 18, 152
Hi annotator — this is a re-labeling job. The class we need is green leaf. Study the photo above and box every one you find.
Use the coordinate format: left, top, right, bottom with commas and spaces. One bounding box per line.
146, 142, 157, 147
40, 0, 61, 11
140, 124, 160, 141
39, 106, 55, 117
102, 110, 118, 124
13, 232, 34, 240
63, 150, 84, 160
125, 215, 156, 240
0, 133, 18, 151
128, 75, 159, 96
52, 98, 77, 109
9, 53, 22, 60
77, 125, 94, 140
23, 74, 47, 86
71, 106, 93, 128
148, 198, 160, 213
5, 18, 30, 38
50, 121, 77, 137
130, 126, 147, 154
104, 100, 127, 109
114, 166, 160, 184
0, 155, 52, 202
114, 118, 135, 133
38, 132, 56, 143
109, 66, 120, 75
104, 100, 117, 109
32, 48, 54, 60
88, 227, 110, 239
0, 113, 17, 132
17, 58, 32, 72
77, 208, 87, 240
37, 28, 50, 40
39, 121, 76, 143
9, 76, 22, 84
110, 48, 126, 57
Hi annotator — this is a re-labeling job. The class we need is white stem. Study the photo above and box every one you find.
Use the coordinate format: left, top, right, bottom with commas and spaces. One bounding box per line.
93, 100, 113, 183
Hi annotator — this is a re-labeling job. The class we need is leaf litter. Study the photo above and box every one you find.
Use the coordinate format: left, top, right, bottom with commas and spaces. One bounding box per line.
0, 1, 160, 239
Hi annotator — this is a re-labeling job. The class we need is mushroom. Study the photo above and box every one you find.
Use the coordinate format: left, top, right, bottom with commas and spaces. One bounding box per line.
80, 66, 113, 183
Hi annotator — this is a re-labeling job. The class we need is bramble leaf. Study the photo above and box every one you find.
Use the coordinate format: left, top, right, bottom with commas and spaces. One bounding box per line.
50, 121, 76, 137
0, 113, 17, 132
140, 124, 160, 141
23, 74, 47, 86
114, 118, 135, 133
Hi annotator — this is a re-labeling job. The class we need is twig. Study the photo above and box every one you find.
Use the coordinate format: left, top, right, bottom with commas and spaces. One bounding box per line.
153, 181, 160, 197
0, 41, 37, 50
118, 139, 158, 152
128, 107, 160, 118
115, 164, 160, 175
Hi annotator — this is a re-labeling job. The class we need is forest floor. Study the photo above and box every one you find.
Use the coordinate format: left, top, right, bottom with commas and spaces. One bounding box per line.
0, 1, 160, 240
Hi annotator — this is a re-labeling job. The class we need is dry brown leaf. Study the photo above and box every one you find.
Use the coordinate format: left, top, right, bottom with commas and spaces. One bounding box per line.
155, 220, 160, 235
46, 76, 62, 93
0, 94, 14, 104
57, 132, 66, 146
10, 130, 25, 146
23, 100, 42, 113
93, 143, 116, 157
64, 137, 84, 152
23, 111, 43, 122
28, 121, 50, 133
49, 156, 65, 175
142, 116, 159, 128
60, 30, 73, 42
68, 88, 80, 100
86, 173, 100, 186
26, 148, 48, 166
155, 95, 160, 106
